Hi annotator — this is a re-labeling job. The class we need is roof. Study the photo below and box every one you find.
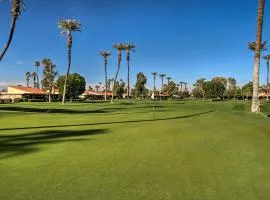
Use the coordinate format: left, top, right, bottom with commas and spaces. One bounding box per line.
82, 90, 113, 96
259, 92, 270, 97
9, 86, 46, 94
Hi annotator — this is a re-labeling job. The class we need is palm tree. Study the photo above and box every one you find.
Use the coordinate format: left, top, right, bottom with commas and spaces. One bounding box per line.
159, 74, 166, 87
100, 51, 111, 101
159, 74, 166, 100
179, 81, 184, 92
184, 82, 188, 91
58, 19, 81, 105
251, 0, 265, 113
34, 61, 40, 88
152, 72, 158, 99
32, 72, 38, 88
0, 0, 25, 62
123, 43, 136, 100
262, 55, 270, 100
166, 77, 172, 84
248, 40, 268, 52
112, 43, 125, 103
25, 72, 31, 87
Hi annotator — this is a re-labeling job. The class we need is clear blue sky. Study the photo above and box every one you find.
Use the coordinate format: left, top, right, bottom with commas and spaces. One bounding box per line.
0, 0, 270, 88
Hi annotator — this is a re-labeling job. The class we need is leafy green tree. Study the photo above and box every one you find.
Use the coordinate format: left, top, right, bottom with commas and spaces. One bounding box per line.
242, 82, 253, 98
41, 59, 58, 102
203, 81, 226, 99
56, 73, 86, 101
163, 80, 177, 98
135, 72, 147, 98
227, 77, 237, 98
113, 79, 125, 98
58, 19, 81, 104
192, 78, 206, 98
0, 0, 25, 62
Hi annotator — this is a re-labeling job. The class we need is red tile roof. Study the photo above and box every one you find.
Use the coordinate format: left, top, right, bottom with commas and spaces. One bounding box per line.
82, 90, 113, 96
259, 92, 270, 97
9, 86, 46, 94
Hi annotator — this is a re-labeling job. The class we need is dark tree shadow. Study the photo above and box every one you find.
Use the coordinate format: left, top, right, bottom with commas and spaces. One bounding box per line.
0, 129, 109, 159
0, 105, 167, 115
0, 110, 215, 132
0, 106, 122, 114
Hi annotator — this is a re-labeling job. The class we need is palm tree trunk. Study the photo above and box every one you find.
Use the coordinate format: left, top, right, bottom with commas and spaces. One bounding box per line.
0, 16, 17, 62
127, 51, 130, 101
160, 78, 163, 101
62, 33, 72, 105
251, 0, 265, 113
153, 76, 156, 100
104, 59, 108, 101
49, 94, 51, 103
111, 52, 121, 103
267, 60, 269, 100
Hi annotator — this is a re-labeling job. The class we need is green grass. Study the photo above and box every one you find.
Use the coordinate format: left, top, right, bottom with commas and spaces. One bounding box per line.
0, 100, 270, 200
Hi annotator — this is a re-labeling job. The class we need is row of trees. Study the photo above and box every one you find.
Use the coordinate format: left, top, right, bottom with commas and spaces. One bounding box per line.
192, 76, 269, 99
100, 43, 136, 102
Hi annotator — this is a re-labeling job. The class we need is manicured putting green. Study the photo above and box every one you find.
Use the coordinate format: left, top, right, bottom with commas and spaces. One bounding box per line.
0, 100, 270, 200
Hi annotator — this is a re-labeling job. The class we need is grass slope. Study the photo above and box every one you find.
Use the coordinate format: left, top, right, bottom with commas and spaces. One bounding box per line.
0, 100, 270, 200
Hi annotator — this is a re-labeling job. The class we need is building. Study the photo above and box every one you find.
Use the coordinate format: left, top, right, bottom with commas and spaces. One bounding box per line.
80, 90, 113, 100
259, 92, 270, 99
0, 86, 47, 103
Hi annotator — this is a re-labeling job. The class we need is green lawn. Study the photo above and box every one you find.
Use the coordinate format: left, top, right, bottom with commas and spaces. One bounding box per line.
0, 100, 270, 200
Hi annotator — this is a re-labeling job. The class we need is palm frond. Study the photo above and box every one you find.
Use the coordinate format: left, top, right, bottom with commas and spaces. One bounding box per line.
58, 19, 81, 34
100, 51, 112, 57
262, 54, 270, 60
248, 40, 268, 51
113, 43, 125, 51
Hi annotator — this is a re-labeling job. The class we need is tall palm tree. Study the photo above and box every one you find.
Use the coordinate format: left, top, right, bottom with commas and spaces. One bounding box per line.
159, 74, 166, 87
112, 43, 125, 103
100, 51, 111, 101
0, 0, 25, 62
179, 81, 184, 92
152, 72, 158, 99
248, 40, 268, 52
123, 43, 136, 100
159, 74, 166, 100
184, 82, 188, 91
25, 72, 31, 87
166, 77, 172, 84
263, 55, 270, 100
58, 19, 81, 105
251, 0, 265, 113
34, 61, 40, 88
32, 72, 38, 88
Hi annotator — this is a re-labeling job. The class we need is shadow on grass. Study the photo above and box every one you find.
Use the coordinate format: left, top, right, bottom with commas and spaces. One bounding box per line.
0, 106, 124, 114
0, 129, 109, 159
0, 105, 167, 115
0, 110, 215, 132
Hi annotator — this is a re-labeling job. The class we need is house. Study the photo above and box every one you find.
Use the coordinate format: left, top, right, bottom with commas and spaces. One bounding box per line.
0, 86, 47, 103
259, 92, 270, 99
80, 90, 113, 100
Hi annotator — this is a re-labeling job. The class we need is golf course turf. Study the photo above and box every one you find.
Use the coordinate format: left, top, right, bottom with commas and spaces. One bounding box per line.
0, 100, 270, 200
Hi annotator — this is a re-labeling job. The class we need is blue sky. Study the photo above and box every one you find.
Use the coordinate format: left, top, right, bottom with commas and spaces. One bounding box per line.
0, 0, 269, 88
